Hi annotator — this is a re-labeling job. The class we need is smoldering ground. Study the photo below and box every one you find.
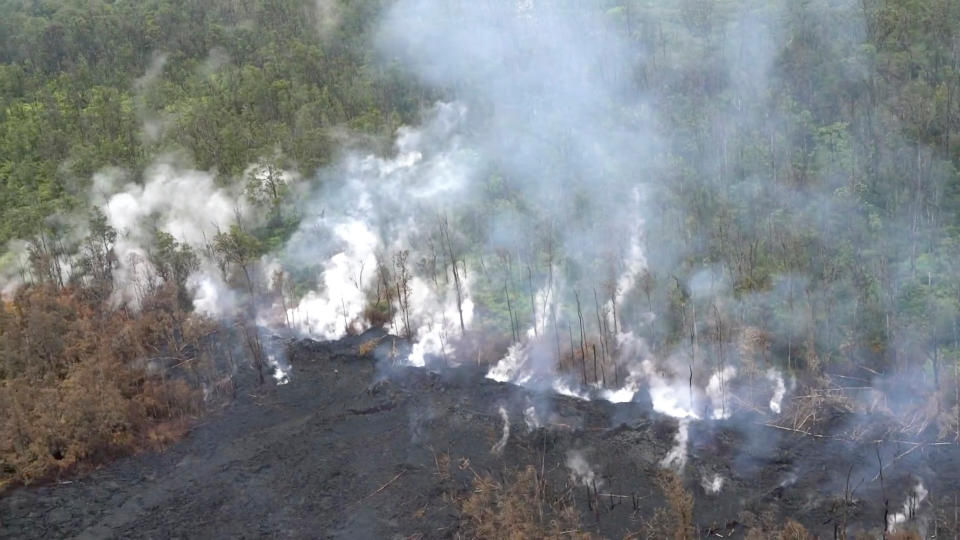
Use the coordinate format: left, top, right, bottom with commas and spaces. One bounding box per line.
3, 333, 958, 538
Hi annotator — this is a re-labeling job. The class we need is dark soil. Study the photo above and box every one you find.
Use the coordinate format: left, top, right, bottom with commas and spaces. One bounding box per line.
2, 329, 958, 538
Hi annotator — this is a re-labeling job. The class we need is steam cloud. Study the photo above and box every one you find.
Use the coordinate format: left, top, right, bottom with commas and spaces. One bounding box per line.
93, 162, 247, 310
887, 481, 928, 533
566, 450, 602, 489
701, 473, 724, 495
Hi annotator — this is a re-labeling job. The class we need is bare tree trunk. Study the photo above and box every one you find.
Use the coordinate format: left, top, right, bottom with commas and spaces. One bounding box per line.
241, 323, 265, 385
593, 288, 607, 367
527, 263, 538, 337
713, 303, 724, 418
394, 251, 412, 340
595, 344, 605, 387
441, 218, 466, 335
505, 281, 518, 344
592, 343, 599, 386
378, 257, 395, 334
553, 300, 561, 362
576, 291, 587, 386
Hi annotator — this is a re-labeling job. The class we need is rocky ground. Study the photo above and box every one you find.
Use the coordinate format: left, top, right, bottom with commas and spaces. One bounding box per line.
2, 329, 958, 539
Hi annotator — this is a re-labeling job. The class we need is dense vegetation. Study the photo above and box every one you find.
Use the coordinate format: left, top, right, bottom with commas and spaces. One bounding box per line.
0, 0, 424, 486
641, 0, 960, 375
0, 0, 422, 245
1, 0, 959, 509
629, 0, 960, 439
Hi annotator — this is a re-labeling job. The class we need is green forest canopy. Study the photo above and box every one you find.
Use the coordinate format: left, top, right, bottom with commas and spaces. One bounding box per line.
0, 0, 959, 373
0, 0, 425, 244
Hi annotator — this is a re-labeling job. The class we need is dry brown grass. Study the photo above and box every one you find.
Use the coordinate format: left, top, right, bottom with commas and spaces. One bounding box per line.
779, 380, 857, 436
356, 335, 386, 357
651, 470, 694, 540
885, 531, 921, 540
778, 518, 813, 540
145, 419, 192, 451
458, 465, 593, 540
0, 284, 227, 487
741, 513, 814, 540
433, 452, 451, 481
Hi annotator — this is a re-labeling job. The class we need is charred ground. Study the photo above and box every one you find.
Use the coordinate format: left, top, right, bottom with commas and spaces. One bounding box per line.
2, 330, 958, 539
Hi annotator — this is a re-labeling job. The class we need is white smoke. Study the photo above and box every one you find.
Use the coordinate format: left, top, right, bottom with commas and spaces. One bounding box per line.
267, 352, 291, 385
768, 368, 786, 414
487, 342, 534, 384
287, 219, 378, 340
491, 406, 510, 455
638, 356, 701, 420
705, 366, 736, 420
566, 450, 602, 489
606, 187, 648, 333
661, 418, 691, 471
486, 281, 561, 383
281, 103, 476, 359
887, 480, 928, 532
552, 379, 591, 401
701, 473, 724, 495
405, 275, 474, 367
188, 272, 238, 319
97, 161, 247, 309
0, 240, 29, 299
523, 405, 541, 431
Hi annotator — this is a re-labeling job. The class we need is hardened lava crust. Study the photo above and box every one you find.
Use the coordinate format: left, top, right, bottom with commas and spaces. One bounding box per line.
2, 329, 957, 539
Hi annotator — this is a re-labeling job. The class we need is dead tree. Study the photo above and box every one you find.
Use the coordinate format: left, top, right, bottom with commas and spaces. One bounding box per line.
440, 217, 466, 335
593, 288, 608, 369
603, 268, 619, 336
426, 235, 440, 287
674, 275, 695, 412
575, 291, 588, 386
271, 269, 292, 331
605, 314, 618, 387
505, 280, 518, 344
376, 254, 395, 333
240, 322, 265, 385
527, 263, 538, 337
545, 229, 560, 359
877, 444, 889, 533
713, 303, 725, 418
552, 296, 562, 364
594, 344, 603, 386
394, 251, 412, 339
500, 250, 521, 341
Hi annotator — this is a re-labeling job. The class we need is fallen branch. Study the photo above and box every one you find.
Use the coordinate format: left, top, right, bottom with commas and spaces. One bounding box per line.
763, 423, 829, 438
762, 423, 955, 447
870, 443, 922, 482
353, 470, 406, 506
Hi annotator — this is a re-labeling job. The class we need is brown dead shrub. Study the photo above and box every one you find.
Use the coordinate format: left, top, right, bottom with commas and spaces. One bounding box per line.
778, 518, 813, 540
652, 470, 694, 540
356, 335, 386, 357
459, 465, 593, 540
886, 531, 921, 540
363, 301, 393, 329
0, 284, 224, 487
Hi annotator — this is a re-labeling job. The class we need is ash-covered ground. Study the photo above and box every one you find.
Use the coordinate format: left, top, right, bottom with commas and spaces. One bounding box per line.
2, 329, 958, 539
